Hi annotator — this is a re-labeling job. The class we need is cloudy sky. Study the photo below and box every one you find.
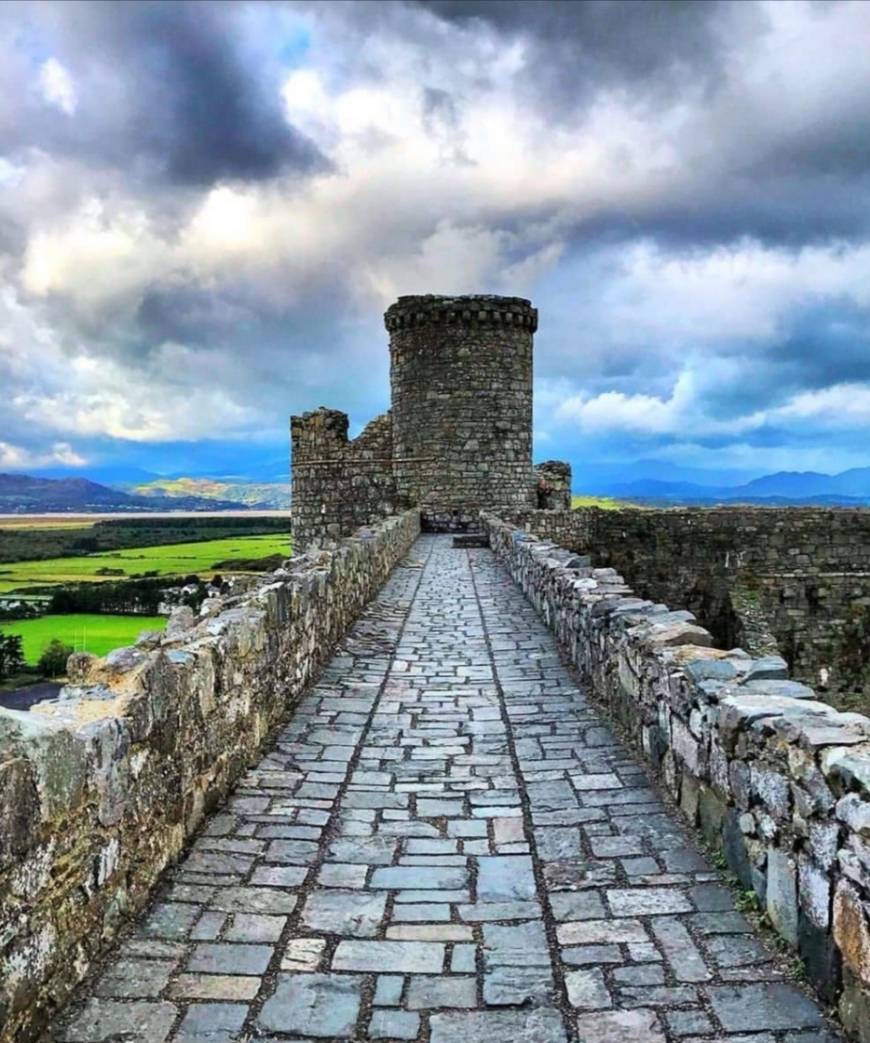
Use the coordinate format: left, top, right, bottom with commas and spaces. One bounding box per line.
2, 0, 869, 487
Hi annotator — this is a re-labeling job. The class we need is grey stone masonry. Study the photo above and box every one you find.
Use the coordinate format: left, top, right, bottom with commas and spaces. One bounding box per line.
387, 295, 537, 530
290, 408, 402, 548
501, 505, 870, 702
535, 460, 573, 511
53, 537, 843, 1043
484, 512, 870, 1041
0, 510, 420, 1043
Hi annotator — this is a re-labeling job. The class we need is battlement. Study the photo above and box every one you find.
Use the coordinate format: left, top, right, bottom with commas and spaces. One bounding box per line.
291, 409, 400, 546
384, 293, 538, 332
291, 291, 551, 548
290, 406, 350, 447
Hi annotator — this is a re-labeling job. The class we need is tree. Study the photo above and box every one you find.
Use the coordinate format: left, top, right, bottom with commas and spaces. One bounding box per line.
37, 639, 74, 679
0, 633, 25, 681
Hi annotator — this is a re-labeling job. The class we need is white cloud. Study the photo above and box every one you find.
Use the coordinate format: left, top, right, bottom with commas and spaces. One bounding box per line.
772, 383, 870, 430
4, 0, 870, 478
0, 440, 86, 469
38, 58, 77, 115
22, 199, 170, 312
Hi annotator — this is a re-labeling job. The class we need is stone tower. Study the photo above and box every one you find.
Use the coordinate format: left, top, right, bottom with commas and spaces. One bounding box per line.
290, 292, 563, 549
385, 294, 537, 529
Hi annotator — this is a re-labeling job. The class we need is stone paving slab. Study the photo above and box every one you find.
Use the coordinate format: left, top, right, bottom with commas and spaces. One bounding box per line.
54, 536, 844, 1043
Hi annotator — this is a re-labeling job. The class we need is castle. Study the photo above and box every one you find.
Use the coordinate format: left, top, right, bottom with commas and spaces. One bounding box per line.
2, 294, 869, 1043
291, 294, 570, 547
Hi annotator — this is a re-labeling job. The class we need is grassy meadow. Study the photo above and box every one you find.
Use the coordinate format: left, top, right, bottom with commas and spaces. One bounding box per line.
571, 495, 632, 510
0, 533, 291, 594
2, 613, 167, 664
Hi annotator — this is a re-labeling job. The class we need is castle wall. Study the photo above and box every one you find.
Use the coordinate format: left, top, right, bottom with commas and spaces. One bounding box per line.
534, 460, 572, 510
386, 295, 537, 529
483, 511, 870, 1037
290, 408, 400, 549
0, 509, 420, 1043
503, 506, 870, 707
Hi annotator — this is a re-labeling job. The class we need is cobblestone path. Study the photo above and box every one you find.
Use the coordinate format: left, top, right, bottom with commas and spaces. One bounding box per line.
56, 536, 842, 1043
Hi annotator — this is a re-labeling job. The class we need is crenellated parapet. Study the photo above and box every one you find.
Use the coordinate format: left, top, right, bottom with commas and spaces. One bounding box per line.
291, 408, 400, 548
384, 294, 538, 332
387, 293, 537, 529
291, 292, 547, 547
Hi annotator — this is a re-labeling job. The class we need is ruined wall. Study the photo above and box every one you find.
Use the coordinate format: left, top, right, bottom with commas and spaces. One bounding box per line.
386, 294, 537, 530
483, 512, 870, 1039
534, 460, 572, 511
0, 509, 420, 1043
290, 407, 400, 550
505, 507, 870, 706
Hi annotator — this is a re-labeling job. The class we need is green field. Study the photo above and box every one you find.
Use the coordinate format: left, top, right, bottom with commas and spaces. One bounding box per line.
571, 495, 632, 510
0, 534, 290, 594
1, 613, 167, 664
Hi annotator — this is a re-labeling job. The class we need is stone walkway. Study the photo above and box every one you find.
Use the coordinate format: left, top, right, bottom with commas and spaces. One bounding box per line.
55, 536, 842, 1043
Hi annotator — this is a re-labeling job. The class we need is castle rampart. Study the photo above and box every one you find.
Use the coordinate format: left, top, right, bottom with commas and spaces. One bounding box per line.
500, 506, 870, 705
483, 510, 870, 1038
290, 407, 400, 547
290, 294, 556, 548
386, 294, 537, 529
0, 510, 420, 1043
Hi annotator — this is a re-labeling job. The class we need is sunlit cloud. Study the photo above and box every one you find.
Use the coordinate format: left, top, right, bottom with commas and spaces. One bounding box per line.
0, 0, 868, 483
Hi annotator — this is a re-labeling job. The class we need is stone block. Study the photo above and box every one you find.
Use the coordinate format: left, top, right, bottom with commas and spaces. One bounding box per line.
766, 848, 798, 947
258, 973, 363, 1038
697, 787, 726, 847
798, 907, 842, 1005
705, 982, 823, 1031
833, 879, 870, 986
839, 968, 870, 1043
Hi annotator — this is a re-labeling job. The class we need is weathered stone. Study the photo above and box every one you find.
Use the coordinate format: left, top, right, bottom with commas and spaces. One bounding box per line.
430, 1008, 568, 1043
605, 888, 693, 917
833, 880, 870, 985
174, 1003, 248, 1043
370, 865, 468, 890
406, 975, 477, 1009
766, 848, 799, 947
258, 973, 363, 1038
332, 940, 445, 973
565, 967, 612, 1009
574, 1008, 665, 1043
369, 1009, 421, 1039
58, 1000, 178, 1042
169, 975, 262, 1001
94, 960, 175, 999
705, 982, 824, 1031
477, 855, 536, 901
301, 889, 386, 937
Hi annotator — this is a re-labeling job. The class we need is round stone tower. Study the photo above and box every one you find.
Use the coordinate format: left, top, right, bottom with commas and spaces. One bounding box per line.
385, 294, 537, 528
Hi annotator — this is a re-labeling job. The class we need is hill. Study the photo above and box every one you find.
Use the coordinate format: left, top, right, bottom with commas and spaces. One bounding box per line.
596, 467, 870, 506
131, 476, 290, 509
0, 473, 248, 513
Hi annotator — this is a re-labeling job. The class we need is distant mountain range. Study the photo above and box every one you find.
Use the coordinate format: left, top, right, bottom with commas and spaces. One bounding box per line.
595, 467, 870, 506
129, 476, 291, 509
4, 464, 869, 513
0, 473, 248, 513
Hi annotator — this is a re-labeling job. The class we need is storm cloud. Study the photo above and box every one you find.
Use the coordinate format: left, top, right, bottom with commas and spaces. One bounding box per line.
1, 1, 326, 187
1, 0, 869, 484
